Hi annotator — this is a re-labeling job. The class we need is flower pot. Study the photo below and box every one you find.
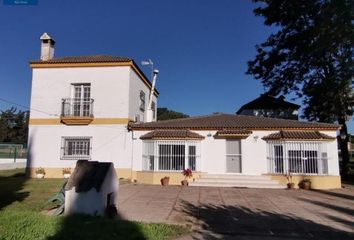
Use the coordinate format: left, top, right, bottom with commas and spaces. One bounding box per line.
301, 181, 311, 190
160, 177, 170, 186
287, 183, 295, 189
36, 173, 44, 179
63, 173, 71, 179
181, 180, 189, 186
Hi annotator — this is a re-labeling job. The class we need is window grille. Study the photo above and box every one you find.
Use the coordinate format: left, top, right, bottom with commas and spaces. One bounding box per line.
266, 141, 329, 175
142, 140, 200, 171
61, 137, 92, 160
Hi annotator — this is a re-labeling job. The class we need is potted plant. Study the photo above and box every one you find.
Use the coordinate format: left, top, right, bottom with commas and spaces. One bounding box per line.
35, 167, 45, 179
62, 168, 71, 179
300, 179, 311, 190
160, 176, 170, 186
181, 168, 193, 186
285, 171, 295, 189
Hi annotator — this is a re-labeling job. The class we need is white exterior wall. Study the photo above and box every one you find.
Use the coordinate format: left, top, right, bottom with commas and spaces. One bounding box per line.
132, 130, 340, 176
30, 66, 131, 119
128, 69, 157, 122
28, 65, 154, 171
27, 125, 132, 169
321, 131, 340, 175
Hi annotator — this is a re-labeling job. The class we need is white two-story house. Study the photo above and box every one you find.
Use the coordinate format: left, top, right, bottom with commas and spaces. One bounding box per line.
27, 33, 158, 179
27, 33, 342, 189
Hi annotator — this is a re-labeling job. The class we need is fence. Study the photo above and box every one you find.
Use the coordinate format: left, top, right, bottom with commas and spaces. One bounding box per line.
0, 144, 27, 162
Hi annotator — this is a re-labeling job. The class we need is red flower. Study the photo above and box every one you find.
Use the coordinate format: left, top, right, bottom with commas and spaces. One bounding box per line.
182, 168, 193, 178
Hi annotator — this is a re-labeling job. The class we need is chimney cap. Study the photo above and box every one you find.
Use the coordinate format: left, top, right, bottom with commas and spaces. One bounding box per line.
40, 32, 55, 44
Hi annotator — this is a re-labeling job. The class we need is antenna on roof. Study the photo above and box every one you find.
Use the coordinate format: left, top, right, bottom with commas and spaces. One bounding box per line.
141, 59, 159, 122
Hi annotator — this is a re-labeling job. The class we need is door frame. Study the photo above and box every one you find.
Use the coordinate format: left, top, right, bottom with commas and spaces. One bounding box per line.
225, 139, 242, 173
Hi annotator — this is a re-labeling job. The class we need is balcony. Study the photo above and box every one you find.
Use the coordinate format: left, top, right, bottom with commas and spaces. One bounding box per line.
60, 98, 94, 125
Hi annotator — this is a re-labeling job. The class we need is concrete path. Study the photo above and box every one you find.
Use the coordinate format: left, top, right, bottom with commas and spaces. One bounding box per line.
118, 184, 354, 239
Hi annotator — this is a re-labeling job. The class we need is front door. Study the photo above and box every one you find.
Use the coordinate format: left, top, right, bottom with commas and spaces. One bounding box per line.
226, 139, 242, 173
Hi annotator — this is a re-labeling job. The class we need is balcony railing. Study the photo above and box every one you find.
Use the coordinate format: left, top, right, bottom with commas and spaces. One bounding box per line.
61, 98, 94, 118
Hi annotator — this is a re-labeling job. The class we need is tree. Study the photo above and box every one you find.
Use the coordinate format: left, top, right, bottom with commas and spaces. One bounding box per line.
0, 107, 29, 144
247, 0, 354, 176
157, 108, 189, 121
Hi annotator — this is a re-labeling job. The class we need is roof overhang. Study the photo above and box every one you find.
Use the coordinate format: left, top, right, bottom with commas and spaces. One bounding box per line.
262, 130, 336, 141
214, 129, 252, 139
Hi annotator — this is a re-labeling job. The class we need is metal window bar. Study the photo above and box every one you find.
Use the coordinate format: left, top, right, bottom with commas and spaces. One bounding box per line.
61, 98, 94, 117
61, 137, 92, 160
142, 140, 200, 171
266, 141, 329, 175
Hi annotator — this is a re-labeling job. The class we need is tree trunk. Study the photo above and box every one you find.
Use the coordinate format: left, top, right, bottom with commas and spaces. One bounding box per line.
338, 117, 349, 179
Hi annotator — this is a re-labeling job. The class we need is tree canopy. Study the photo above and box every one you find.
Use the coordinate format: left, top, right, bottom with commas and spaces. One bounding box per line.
157, 108, 189, 121
0, 108, 29, 145
247, 0, 354, 175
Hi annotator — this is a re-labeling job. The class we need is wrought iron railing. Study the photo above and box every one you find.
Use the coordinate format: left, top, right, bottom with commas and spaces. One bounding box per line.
61, 98, 94, 117
142, 140, 201, 171
266, 141, 329, 175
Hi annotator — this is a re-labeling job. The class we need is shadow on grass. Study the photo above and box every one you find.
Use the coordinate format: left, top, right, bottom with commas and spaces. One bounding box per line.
180, 200, 354, 240
0, 169, 29, 211
47, 214, 147, 240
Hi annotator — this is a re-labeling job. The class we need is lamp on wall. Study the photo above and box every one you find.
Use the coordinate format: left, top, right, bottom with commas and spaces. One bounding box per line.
253, 135, 259, 142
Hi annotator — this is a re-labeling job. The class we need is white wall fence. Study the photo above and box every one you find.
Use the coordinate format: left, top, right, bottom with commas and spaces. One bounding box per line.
266, 141, 329, 175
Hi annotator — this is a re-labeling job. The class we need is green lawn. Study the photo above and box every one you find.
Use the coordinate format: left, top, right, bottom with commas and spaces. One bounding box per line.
0, 169, 188, 240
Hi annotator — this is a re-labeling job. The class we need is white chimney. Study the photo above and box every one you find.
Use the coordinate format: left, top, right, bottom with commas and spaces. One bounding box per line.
40, 32, 55, 61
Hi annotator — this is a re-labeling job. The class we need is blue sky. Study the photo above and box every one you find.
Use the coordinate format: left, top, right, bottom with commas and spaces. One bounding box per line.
0, 0, 352, 132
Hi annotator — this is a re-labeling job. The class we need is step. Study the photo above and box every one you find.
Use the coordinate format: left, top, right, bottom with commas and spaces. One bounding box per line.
191, 174, 286, 189
200, 174, 272, 180
196, 178, 281, 185
189, 181, 286, 189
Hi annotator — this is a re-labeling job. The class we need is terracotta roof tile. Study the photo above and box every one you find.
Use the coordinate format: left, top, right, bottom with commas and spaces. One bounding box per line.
30, 55, 132, 64
130, 114, 339, 131
215, 129, 253, 138
140, 130, 204, 140
262, 131, 335, 141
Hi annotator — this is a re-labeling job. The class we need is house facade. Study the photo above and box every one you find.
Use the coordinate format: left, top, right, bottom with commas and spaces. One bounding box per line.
27, 33, 157, 179
27, 34, 341, 189
128, 114, 341, 189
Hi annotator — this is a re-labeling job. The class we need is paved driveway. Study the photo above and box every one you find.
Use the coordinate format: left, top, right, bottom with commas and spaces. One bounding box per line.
118, 184, 354, 239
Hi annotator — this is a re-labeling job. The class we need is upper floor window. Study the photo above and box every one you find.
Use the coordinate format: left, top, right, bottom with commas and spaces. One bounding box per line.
140, 91, 145, 112
61, 84, 93, 118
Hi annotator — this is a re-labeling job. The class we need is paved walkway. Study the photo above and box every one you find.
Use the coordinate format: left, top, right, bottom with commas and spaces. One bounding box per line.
118, 184, 354, 239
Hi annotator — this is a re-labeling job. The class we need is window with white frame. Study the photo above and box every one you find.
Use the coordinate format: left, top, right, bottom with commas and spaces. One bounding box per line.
62, 84, 93, 117
266, 141, 329, 175
61, 137, 91, 160
72, 84, 91, 117
142, 140, 200, 171
140, 91, 145, 112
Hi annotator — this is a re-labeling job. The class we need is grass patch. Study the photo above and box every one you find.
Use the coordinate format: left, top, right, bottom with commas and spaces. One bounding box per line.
0, 169, 188, 240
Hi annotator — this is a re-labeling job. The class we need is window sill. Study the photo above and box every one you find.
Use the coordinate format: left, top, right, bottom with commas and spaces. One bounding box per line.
61, 116, 94, 125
